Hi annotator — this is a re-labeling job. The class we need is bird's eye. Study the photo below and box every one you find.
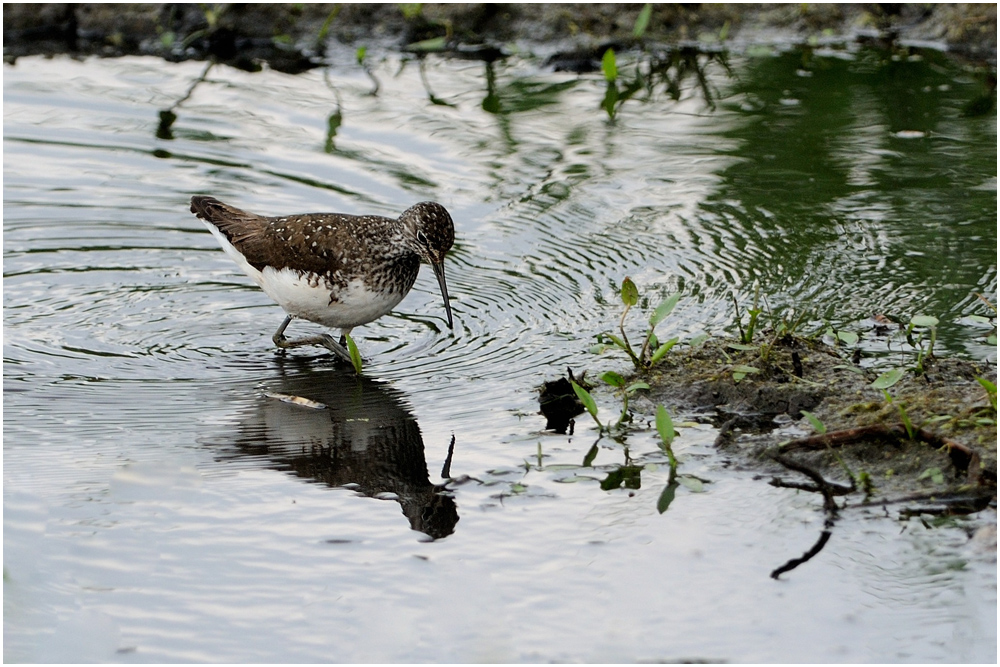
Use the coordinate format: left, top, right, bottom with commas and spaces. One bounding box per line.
416, 230, 429, 246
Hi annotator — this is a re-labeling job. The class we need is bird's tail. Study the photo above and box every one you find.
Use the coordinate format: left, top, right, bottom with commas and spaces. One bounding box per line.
190, 196, 265, 247
191, 196, 249, 225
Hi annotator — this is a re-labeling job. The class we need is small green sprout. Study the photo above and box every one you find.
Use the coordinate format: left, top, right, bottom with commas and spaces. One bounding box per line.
800, 410, 826, 435
344, 333, 363, 375
597, 277, 682, 370
633, 3, 653, 39
571, 380, 603, 431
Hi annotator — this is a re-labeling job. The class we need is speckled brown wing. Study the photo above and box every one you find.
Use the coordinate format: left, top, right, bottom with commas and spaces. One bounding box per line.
192, 196, 347, 276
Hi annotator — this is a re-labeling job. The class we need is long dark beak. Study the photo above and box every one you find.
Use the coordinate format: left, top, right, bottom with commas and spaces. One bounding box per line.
432, 261, 453, 329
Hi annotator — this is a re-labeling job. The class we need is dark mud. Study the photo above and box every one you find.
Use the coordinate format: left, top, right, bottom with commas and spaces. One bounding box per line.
4, 3, 998, 72
630, 334, 997, 514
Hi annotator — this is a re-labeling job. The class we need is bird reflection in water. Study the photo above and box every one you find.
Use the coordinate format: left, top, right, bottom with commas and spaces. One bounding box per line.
215, 360, 459, 540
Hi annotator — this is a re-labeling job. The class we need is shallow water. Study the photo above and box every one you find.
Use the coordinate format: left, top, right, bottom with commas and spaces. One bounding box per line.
4, 44, 996, 662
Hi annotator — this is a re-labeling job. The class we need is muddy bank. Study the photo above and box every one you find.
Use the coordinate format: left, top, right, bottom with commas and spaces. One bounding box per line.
4, 3, 997, 71
627, 335, 997, 514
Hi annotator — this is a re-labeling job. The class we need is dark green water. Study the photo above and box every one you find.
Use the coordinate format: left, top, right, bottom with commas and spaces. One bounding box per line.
4, 43, 996, 662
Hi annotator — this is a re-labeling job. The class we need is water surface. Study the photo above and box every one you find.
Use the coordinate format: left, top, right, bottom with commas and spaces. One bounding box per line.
4, 44, 996, 662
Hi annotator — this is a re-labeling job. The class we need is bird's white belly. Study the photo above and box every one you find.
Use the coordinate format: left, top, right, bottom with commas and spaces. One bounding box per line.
259, 267, 404, 329
205, 224, 405, 330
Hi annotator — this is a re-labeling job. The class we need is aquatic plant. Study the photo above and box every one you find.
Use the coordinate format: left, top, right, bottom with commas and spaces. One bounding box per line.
905, 315, 938, 375
593, 276, 681, 370
345, 333, 363, 375
570, 379, 603, 432
976, 376, 997, 413
600, 371, 649, 428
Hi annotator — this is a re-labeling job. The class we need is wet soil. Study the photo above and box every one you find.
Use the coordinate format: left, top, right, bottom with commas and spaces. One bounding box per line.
632, 334, 997, 514
4, 3, 997, 71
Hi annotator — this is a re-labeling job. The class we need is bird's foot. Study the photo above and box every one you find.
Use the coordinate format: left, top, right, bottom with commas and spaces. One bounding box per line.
272, 316, 353, 363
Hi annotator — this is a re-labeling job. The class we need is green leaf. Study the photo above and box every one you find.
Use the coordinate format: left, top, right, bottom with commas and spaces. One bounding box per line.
625, 381, 650, 394
871, 368, 905, 390
732, 365, 760, 374
399, 3, 423, 19
656, 481, 678, 513
650, 293, 681, 328
583, 443, 599, 467
910, 315, 939, 328
633, 3, 652, 38
571, 381, 598, 420
407, 36, 447, 52
345, 333, 363, 375
800, 410, 826, 435
726, 343, 758, 351
689, 333, 710, 348
837, 331, 859, 346
649, 337, 679, 365
602, 48, 618, 82
718, 19, 730, 41
917, 467, 945, 485
678, 475, 704, 492
602, 333, 629, 350
655, 405, 675, 448
620, 276, 638, 306
601, 371, 626, 388
355, 46, 367, 65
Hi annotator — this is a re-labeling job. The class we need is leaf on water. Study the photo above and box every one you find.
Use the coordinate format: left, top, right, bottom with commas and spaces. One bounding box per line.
583, 443, 599, 467
356, 46, 367, 65
837, 330, 859, 346
678, 475, 704, 493
657, 481, 678, 513
601, 371, 626, 387
407, 36, 447, 52
620, 276, 638, 306
650, 293, 681, 327
656, 404, 674, 447
871, 368, 905, 390
589, 343, 610, 354
626, 381, 650, 394
602, 48, 618, 82
800, 410, 826, 435
571, 381, 598, 419
345, 333, 363, 375
633, 3, 652, 38
910, 315, 939, 328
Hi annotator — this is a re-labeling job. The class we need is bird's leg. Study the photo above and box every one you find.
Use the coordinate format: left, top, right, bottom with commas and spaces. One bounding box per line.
272, 315, 353, 363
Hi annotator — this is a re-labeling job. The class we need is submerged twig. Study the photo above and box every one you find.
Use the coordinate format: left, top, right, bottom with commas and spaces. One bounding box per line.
770, 525, 832, 580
